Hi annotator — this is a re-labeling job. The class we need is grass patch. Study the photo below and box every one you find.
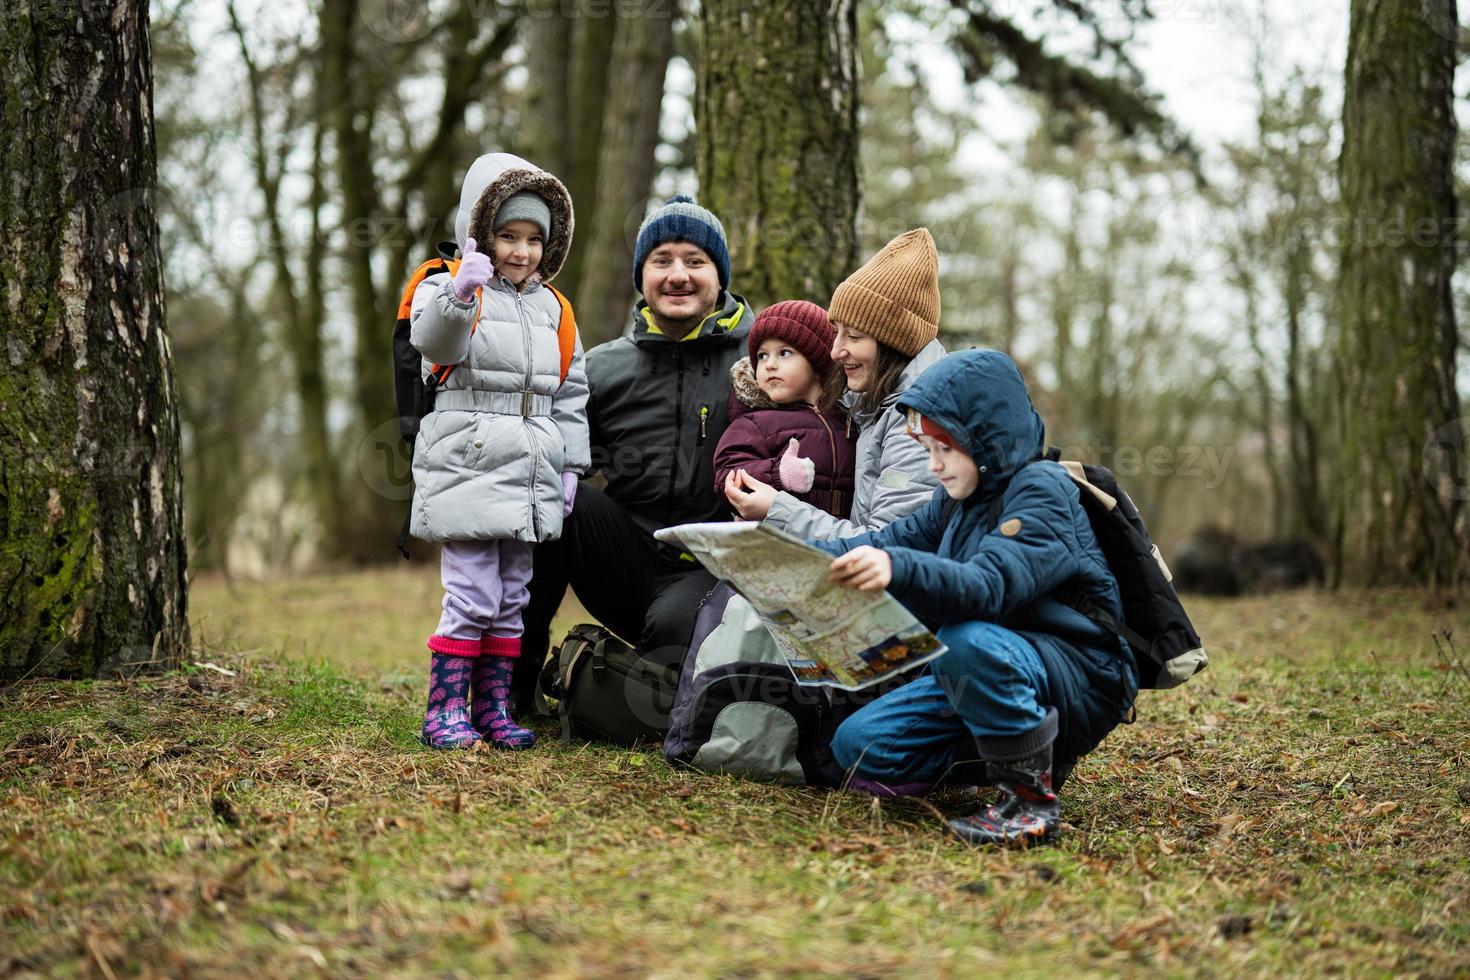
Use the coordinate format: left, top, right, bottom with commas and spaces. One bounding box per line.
2, 576, 1468, 976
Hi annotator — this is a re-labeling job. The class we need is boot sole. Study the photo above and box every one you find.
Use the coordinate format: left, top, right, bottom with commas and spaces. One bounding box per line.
485, 737, 536, 750
946, 817, 1059, 848
420, 733, 483, 750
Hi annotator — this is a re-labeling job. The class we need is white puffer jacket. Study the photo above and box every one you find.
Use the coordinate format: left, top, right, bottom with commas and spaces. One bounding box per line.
408, 153, 590, 544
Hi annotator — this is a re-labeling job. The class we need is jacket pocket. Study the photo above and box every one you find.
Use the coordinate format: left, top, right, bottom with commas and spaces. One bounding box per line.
413, 413, 473, 507
461, 415, 492, 471
416, 411, 455, 456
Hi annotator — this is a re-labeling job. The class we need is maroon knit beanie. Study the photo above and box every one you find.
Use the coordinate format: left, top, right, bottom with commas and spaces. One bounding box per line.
748, 300, 835, 380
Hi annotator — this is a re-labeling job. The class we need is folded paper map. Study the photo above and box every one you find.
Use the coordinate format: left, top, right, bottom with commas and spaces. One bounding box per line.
654, 522, 946, 690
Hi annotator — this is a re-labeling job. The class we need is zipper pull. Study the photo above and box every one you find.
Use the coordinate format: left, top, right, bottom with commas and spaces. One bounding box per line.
699, 404, 709, 441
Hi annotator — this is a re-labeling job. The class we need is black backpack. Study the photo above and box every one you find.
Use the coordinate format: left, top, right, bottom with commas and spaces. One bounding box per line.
537, 624, 680, 745
943, 449, 1207, 689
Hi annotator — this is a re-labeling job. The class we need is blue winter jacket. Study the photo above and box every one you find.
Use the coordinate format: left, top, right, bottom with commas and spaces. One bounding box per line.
815, 349, 1138, 760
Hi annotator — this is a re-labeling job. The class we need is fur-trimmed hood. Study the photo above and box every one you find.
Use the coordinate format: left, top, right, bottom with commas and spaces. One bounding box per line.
729, 356, 778, 411
453, 152, 574, 283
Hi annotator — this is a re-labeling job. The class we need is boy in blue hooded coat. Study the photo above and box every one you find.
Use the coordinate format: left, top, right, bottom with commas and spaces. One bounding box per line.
819, 349, 1138, 846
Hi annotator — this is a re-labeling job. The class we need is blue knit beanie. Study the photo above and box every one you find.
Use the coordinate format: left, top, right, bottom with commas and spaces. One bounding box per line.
632, 195, 730, 294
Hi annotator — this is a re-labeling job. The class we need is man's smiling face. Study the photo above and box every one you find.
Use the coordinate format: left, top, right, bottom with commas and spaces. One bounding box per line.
642, 241, 722, 330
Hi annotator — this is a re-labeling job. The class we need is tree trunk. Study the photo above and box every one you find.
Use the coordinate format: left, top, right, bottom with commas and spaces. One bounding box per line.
1335, 0, 1464, 587
1282, 237, 1325, 543
322, 0, 411, 562
519, 0, 573, 181
556, 2, 620, 303
697, 0, 860, 309
0, 1, 189, 678
1236, 253, 1288, 537
230, 3, 343, 548
574, 6, 675, 344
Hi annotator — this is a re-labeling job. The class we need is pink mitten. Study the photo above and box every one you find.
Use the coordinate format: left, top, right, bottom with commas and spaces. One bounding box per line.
777, 438, 815, 493
561, 472, 578, 517
451, 237, 494, 303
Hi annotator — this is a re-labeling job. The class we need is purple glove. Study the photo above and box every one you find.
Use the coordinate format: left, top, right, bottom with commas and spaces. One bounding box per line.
451, 237, 493, 303
777, 438, 815, 493
561, 472, 578, 517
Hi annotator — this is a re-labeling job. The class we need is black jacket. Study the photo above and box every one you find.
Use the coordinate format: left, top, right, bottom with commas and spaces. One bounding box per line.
585, 292, 754, 537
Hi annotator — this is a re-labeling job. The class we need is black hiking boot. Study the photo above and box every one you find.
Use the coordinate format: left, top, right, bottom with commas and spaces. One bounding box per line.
947, 742, 1060, 848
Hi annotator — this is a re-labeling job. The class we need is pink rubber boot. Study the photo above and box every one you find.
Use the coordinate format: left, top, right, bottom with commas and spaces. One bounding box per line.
472, 637, 536, 749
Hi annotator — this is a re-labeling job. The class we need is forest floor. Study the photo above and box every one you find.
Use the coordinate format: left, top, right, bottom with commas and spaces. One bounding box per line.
2, 568, 1468, 977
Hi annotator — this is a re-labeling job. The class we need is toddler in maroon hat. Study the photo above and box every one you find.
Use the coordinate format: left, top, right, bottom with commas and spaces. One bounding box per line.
715, 300, 858, 518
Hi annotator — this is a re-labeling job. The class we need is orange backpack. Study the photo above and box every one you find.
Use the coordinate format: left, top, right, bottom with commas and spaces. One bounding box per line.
392, 242, 577, 445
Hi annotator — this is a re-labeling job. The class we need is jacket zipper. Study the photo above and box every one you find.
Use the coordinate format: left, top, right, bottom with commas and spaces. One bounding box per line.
811, 406, 837, 487
512, 282, 542, 541
698, 403, 710, 444
667, 346, 684, 506
812, 406, 840, 510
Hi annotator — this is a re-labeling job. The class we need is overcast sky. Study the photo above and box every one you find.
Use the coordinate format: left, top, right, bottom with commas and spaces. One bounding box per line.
921, 0, 1352, 170
1131, 0, 1348, 149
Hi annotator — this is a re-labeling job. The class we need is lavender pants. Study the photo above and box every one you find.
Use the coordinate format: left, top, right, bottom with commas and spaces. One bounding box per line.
433, 538, 536, 646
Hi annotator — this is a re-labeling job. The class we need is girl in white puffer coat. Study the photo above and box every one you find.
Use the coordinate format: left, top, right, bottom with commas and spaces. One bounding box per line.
409, 153, 589, 750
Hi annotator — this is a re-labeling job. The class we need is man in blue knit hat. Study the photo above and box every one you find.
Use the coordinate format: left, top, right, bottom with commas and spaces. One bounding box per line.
516, 195, 756, 709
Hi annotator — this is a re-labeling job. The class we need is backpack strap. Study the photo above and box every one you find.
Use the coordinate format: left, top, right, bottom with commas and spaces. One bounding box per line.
940, 448, 1145, 657
1058, 588, 1158, 665
400, 255, 484, 389
545, 283, 578, 384
397, 257, 451, 320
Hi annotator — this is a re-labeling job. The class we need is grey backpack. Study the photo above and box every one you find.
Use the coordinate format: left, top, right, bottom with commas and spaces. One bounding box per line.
663, 583, 876, 785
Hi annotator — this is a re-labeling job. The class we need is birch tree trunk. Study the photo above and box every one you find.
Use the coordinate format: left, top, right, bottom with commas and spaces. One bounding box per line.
697, 0, 860, 308
0, 0, 190, 678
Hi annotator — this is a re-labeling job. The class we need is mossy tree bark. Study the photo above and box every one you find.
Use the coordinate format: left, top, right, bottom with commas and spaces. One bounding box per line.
1335, 0, 1464, 587
0, 1, 189, 678
696, 0, 860, 309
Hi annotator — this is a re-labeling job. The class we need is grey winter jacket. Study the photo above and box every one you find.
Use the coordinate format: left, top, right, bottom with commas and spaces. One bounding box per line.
585, 293, 754, 537
408, 153, 590, 544
762, 338, 946, 541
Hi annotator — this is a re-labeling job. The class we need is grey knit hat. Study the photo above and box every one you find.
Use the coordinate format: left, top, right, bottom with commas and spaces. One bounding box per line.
494, 190, 553, 240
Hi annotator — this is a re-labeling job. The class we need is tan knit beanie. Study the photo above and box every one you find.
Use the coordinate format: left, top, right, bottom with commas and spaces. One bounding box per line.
827, 228, 940, 356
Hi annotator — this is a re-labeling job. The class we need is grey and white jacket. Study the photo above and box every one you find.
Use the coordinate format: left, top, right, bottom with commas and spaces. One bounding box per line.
761, 338, 946, 541
408, 152, 591, 544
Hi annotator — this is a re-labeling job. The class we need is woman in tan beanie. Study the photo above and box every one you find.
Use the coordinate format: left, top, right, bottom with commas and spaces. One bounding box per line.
678, 233, 949, 785
726, 229, 947, 541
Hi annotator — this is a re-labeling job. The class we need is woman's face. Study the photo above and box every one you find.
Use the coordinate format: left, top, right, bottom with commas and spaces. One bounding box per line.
831, 320, 880, 392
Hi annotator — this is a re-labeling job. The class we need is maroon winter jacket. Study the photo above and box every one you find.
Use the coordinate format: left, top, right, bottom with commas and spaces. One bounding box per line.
713, 359, 858, 518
